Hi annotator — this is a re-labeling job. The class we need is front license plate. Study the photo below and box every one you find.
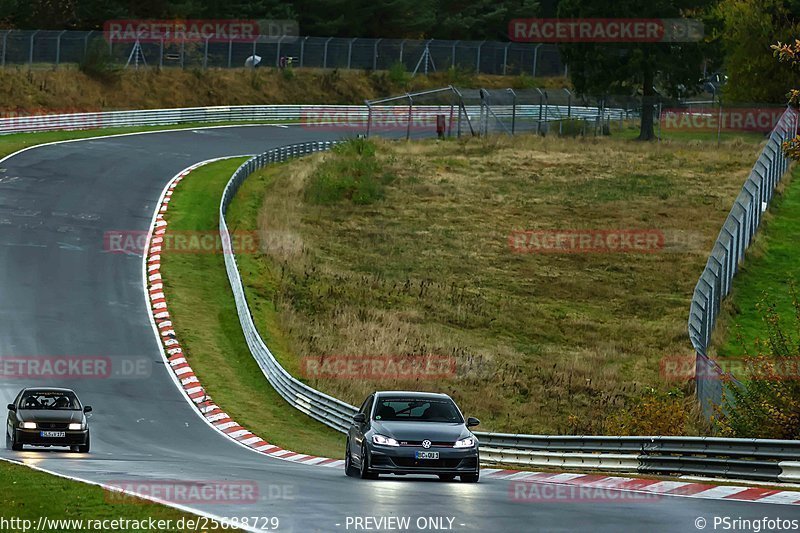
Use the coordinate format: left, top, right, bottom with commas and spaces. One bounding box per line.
40, 431, 65, 438
415, 451, 439, 460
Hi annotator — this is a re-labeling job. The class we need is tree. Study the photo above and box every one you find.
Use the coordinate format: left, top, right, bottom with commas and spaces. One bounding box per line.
715, 0, 800, 103
557, 0, 711, 140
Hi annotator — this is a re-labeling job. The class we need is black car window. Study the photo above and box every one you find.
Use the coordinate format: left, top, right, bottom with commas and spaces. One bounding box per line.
360, 395, 374, 417
374, 398, 462, 423
19, 391, 81, 410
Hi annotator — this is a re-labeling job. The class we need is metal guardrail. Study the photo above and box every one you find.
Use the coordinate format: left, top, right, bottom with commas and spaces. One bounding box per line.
0, 103, 618, 136
219, 139, 800, 483
688, 107, 799, 415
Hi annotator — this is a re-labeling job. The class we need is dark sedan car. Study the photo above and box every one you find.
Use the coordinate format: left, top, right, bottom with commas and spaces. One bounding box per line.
6, 388, 92, 453
345, 391, 480, 482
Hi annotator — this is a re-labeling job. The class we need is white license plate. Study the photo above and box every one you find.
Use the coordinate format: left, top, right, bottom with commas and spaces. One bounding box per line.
40, 431, 65, 438
415, 451, 439, 460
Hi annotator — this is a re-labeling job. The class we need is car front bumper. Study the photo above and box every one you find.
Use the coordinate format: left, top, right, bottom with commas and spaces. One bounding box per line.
15, 428, 88, 446
368, 445, 479, 475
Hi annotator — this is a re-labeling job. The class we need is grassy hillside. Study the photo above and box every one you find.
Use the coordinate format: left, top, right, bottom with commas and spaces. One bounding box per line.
0, 66, 566, 113
225, 134, 765, 436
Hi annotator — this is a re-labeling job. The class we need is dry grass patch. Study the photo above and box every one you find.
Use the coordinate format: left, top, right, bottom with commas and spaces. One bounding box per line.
233, 133, 765, 435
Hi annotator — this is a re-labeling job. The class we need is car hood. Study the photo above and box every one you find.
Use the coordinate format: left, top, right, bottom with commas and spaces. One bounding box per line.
18, 410, 84, 424
372, 421, 470, 442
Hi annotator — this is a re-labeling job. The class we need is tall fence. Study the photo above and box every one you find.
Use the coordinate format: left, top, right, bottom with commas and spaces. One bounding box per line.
688, 106, 799, 416
0, 29, 564, 76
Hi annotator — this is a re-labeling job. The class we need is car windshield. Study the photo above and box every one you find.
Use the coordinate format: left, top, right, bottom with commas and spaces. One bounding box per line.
19, 391, 81, 410
374, 398, 463, 423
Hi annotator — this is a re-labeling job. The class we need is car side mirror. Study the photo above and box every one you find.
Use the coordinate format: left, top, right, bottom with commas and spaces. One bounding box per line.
353, 413, 366, 424
83, 406, 92, 413
7, 404, 15, 412
466, 417, 480, 427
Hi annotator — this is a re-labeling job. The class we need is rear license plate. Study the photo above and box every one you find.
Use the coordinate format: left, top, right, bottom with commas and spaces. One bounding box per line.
415, 451, 439, 460
40, 431, 65, 438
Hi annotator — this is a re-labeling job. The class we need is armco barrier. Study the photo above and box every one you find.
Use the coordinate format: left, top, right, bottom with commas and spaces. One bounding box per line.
0, 103, 616, 135
219, 139, 800, 483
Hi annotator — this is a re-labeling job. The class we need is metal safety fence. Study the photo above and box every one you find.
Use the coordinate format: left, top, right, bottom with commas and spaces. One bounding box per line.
219, 139, 800, 483
688, 107, 799, 416
0, 29, 564, 76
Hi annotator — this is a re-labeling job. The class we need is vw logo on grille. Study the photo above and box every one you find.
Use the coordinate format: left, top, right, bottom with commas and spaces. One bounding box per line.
422, 440, 432, 449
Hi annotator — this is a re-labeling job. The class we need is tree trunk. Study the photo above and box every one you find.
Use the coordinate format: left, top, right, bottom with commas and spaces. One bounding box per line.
638, 64, 656, 141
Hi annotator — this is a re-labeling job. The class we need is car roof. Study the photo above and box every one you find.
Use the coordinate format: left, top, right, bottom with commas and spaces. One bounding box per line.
374, 391, 452, 400
20, 387, 77, 394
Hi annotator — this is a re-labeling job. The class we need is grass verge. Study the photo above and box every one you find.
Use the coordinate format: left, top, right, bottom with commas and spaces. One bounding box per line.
716, 166, 800, 357
0, 460, 210, 531
160, 158, 344, 458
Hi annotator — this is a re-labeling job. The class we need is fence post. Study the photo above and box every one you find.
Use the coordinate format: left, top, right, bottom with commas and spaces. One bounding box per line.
2, 31, 8, 67
476, 40, 485, 73
276, 35, 285, 67
406, 93, 413, 141
347, 37, 357, 69
56, 30, 66, 67
227, 38, 232, 68
563, 88, 572, 118
532, 43, 541, 77
365, 100, 373, 138
451, 40, 459, 69
29, 30, 39, 67
181, 38, 185, 69
203, 38, 209, 69
83, 31, 91, 64
399, 39, 406, 65
160, 37, 164, 68
507, 88, 517, 135
502, 43, 509, 75
300, 36, 308, 67
323, 37, 333, 69
373, 38, 381, 70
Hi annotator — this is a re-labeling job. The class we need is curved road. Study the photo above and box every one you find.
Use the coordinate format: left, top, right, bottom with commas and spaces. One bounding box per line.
0, 125, 797, 532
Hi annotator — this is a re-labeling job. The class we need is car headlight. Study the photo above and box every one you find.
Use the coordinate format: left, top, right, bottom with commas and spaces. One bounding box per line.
21, 422, 36, 429
454, 437, 475, 448
372, 434, 400, 447
68, 423, 83, 430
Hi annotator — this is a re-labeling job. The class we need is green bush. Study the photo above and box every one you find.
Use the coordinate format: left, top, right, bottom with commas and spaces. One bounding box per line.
558, 118, 586, 137
388, 62, 409, 85
79, 39, 121, 83
716, 287, 800, 439
305, 139, 394, 205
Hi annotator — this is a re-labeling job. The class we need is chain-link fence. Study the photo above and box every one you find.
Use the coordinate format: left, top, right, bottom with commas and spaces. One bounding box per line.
0, 29, 564, 76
